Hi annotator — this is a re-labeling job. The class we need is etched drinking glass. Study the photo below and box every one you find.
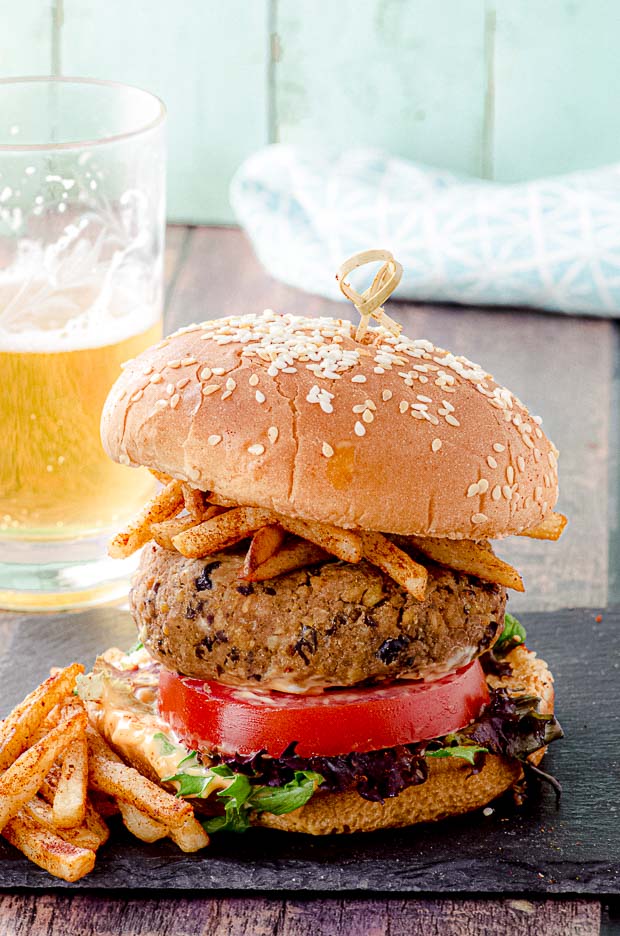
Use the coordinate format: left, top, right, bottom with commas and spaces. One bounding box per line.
0, 78, 166, 609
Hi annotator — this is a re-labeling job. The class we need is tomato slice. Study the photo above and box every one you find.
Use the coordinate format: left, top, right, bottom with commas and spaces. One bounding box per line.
158, 661, 489, 758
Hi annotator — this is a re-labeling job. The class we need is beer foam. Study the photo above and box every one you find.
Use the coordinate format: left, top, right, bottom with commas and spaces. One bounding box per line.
0, 237, 161, 352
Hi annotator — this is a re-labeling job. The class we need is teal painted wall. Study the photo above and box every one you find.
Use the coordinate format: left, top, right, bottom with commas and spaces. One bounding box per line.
3, 0, 620, 223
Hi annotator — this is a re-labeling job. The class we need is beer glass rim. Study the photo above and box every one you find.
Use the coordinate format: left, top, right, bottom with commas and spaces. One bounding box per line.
0, 76, 166, 152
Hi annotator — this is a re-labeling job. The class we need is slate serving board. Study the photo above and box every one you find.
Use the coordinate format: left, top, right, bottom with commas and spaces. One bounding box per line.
0, 606, 617, 895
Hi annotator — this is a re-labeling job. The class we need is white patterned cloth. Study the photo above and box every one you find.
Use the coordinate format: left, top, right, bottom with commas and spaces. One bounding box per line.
230, 145, 620, 316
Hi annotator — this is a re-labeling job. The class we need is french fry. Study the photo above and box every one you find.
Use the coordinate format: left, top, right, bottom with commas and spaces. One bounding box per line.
244, 539, 330, 582
519, 512, 567, 541
0, 708, 87, 831
150, 515, 198, 551
182, 484, 206, 519
242, 524, 286, 578
3, 808, 95, 882
169, 814, 210, 852
39, 764, 111, 846
109, 480, 184, 558
407, 536, 524, 592
0, 663, 83, 772
361, 532, 427, 599
24, 797, 104, 852
53, 734, 88, 828
207, 492, 238, 507
276, 515, 363, 564
87, 727, 191, 829
173, 506, 274, 559
118, 802, 168, 843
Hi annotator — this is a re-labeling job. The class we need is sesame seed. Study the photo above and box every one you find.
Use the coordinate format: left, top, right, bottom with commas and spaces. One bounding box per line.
188, 467, 201, 480
181, 357, 197, 366
119, 453, 130, 465
517, 455, 525, 471
362, 409, 374, 423
226, 378, 236, 391
166, 383, 175, 395
417, 395, 432, 403
248, 443, 265, 456
202, 384, 220, 396
354, 421, 366, 437
176, 378, 190, 389
503, 485, 513, 500
548, 451, 557, 468
493, 443, 505, 453
471, 513, 488, 524
208, 435, 222, 446
255, 390, 266, 403
374, 367, 385, 374
322, 442, 334, 458
442, 400, 455, 412
535, 485, 543, 499
130, 390, 144, 403
154, 399, 168, 408
199, 367, 212, 380
492, 485, 501, 500
431, 438, 442, 452
268, 426, 278, 444
249, 374, 259, 387
399, 401, 409, 414
221, 390, 233, 401
382, 389, 393, 401
418, 375, 428, 384
478, 478, 489, 493
142, 364, 153, 375
487, 456, 498, 469
150, 373, 163, 384
507, 465, 515, 484
212, 367, 225, 376
167, 360, 181, 369
467, 483, 479, 498
445, 414, 460, 427
351, 375, 367, 383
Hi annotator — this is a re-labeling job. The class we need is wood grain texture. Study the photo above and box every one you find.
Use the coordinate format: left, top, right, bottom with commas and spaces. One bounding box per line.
165, 227, 611, 611
0, 895, 601, 936
58, 0, 270, 224
0, 1, 53, 74
491, 0, 620, 181
274, 0, 488, 177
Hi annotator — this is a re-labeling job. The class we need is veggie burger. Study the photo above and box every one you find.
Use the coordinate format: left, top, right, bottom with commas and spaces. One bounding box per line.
89, 280, 564, 834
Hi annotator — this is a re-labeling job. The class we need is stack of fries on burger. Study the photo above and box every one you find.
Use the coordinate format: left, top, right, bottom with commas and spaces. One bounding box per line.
1, 250, 565, 879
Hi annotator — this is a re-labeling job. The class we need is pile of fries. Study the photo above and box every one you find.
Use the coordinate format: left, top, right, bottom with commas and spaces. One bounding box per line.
109, 478, 567, 600
0, 664, 208, 882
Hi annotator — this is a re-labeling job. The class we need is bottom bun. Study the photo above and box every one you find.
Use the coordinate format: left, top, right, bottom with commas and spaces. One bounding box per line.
88, 644, 554, 836
256, 644, 554, 835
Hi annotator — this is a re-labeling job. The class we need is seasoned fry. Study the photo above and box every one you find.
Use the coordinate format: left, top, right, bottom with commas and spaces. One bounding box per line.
3, 809, 95, 882
242, 524, 286, 578
519, 512, 567, 541
244, 539, 330, 582
0, 663, 83, 772
0, 708, 87, 831
182, 484, 205, 519
173, 506, 274, 558
150, 515, 198, 550
361, 532, 427, 599
119, 802, 168, 843
109, 480, 184, 558
25, 797, 104, 852
53, 734, 88, 828
169, 814, 210, 852
276, 515, 363, 564
408, 536, 524, 592
87, 727, 191, 829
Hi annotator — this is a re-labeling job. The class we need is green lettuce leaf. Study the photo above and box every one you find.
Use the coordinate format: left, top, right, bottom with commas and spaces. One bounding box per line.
203, 769, 323, 834
495, 612, 527, 652
153, 732, 178, 757
425, 744, 488, 766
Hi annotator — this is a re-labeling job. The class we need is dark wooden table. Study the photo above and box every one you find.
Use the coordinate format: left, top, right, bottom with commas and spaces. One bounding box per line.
1, 225, 617, 935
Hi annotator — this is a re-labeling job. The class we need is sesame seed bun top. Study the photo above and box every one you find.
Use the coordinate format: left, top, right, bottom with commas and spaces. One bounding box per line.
101, 311, 559, 538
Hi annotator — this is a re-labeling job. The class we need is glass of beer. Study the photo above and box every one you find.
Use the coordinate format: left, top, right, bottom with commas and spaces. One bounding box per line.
0, 78, 165, 610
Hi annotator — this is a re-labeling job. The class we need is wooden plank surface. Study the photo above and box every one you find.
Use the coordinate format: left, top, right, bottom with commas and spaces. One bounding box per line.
59, 0, 270, 224
166, 226, 613, 611
492, 0, 620, 181
274, 0, 489, 177
0, 894, 601, 936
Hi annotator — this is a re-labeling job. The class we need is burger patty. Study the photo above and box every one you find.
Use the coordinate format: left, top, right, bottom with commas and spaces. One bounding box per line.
131, 543, 506, 691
